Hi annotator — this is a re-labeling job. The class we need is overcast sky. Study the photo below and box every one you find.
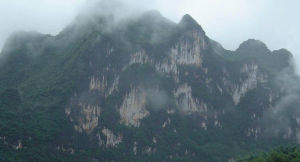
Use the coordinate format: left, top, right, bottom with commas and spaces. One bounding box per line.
0, 0, 299, 71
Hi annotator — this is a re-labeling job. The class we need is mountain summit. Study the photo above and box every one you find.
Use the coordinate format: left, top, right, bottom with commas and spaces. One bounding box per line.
0, 11, 299, 162
236, 39, 270, 54
179, 14, 205, 32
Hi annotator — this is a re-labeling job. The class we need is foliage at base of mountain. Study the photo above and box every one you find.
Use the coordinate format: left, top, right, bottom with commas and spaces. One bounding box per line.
238, 147, 300, 162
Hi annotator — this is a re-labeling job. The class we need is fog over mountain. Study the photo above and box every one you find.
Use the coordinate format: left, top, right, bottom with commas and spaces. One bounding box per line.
1, 0, 299, 73
0, 0, 300, 161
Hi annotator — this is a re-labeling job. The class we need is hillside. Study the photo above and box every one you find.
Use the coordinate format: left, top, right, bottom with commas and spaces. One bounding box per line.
0, 10, 299, 161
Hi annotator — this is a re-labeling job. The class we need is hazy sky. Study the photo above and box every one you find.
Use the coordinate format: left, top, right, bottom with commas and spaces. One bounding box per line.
0, 0, 299, 71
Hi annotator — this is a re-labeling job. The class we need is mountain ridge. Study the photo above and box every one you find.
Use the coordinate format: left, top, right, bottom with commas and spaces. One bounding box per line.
0, 11, 299, 162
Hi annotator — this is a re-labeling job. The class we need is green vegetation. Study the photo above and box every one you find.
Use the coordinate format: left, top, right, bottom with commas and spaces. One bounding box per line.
239, 147, 300, 162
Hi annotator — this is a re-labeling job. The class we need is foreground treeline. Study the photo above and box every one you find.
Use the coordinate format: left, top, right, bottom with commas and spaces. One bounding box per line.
239, 147, 300, 162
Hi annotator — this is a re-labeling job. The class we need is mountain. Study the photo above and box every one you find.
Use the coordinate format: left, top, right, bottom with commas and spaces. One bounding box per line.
0, 10, 299, 162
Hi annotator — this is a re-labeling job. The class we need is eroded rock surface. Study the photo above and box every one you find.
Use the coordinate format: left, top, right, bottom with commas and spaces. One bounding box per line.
232, 63, 265, 105
102, 128, 122, 147
170, 30, 206, 66
66, 103, 101, 134
175, 83, 208, 114
119, 87, 149, 127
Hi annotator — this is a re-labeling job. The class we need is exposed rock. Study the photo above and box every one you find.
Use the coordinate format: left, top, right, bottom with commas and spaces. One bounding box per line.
246, 127, 260, 138
15, 140, 22, 150
201, 121, 207, 130
162, 117, 171, 128
89, 75, 107, 92
89, 74, 119, 97
233, 64, 265, 105
65, 107, 71, 116
56, 145, 75, 154
225, 63, 266, 105
214, 120, 222, 128
96, 132, 104, 147
107, 76, 119, 96
133, 141, 138, 155
170, 30, 206, 66
175, 83, 208, 114
213, 113, 222, 128
269, 93, 274, 105
106, 48, 114, 57
153, 137, 157, 144
130, 50, 152, 65
119, 87, 149, 127
167, 109, 176, 115
144, 146, 155, 155
155, 60, 180, 82
0, 136, 7, 145
66, 103, 101, 134
217, 84, 223, 94
185, 149, 189, 155
102, 128, 122, 147
154, 29, 207, 82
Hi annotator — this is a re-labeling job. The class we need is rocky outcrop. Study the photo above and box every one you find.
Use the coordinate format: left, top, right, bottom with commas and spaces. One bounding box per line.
107, 76, 119, 96
162, 117, 171, 128
222, 63, 266, 105
170, 30, 205, 66
119, 87, 149, 127
130, 50, 152, 65
232, 63, 265, 105
246, 127, 261, 138
155, 60, 180, 82
133, 141, 138, 155
175, 83, 208, 114
56, 145, 75, 154
89, 75, 107, 92
89, 75, 119, 97
143, 146, 156, 155
66, 103, 101, 134
15, 140, 22, 150
214, 113, 222, 128
96, 132, 104, 147
102, 128, 122, 147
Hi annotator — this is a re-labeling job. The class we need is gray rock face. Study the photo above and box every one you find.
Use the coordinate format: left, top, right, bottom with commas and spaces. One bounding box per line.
119, 87, 149, 127
66, 103, 101, 134
102, 128, 122, 147
175, 83, 208, 114
231, 63, 266, 105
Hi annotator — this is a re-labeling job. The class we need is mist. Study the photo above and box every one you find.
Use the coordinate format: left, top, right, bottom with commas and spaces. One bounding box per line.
1, 0, 299, 72
0, 0, 299, 45
259, 65, 300, 140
